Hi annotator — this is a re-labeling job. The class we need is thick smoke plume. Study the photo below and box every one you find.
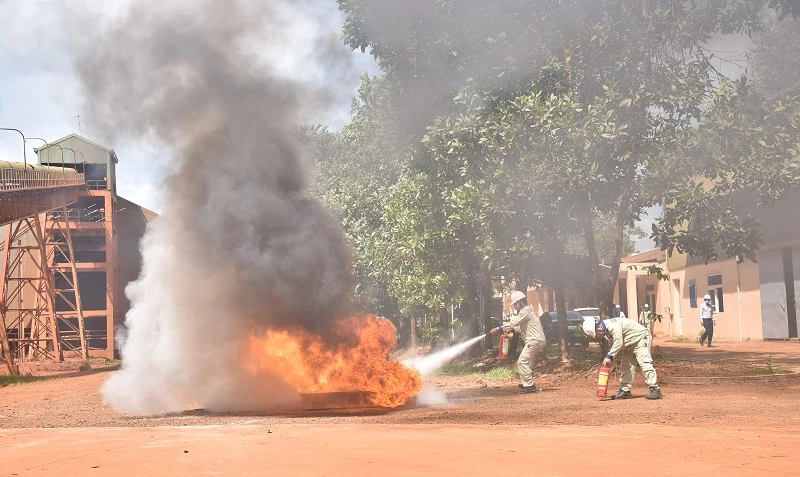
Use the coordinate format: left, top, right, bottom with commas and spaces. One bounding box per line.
78, 0, 358, 414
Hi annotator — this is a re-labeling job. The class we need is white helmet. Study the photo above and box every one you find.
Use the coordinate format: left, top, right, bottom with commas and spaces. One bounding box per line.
703, 294, 711, 301
643, 303, 649, 309
510, 291, 526, 305
582, 317, 597, 338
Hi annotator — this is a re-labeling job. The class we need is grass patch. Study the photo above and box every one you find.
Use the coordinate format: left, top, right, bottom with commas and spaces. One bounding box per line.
0, 374, 53, 387
744, 357, 792, 375
435, 362, 518, 380
670, 335, 696, 343
435, 343, 604, 380
436, 362, 477, 376
484, 366, 518, 380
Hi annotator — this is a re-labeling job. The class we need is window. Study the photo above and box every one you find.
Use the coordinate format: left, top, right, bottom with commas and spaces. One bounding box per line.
707, 274, 724, 313
689, 279, 697, 308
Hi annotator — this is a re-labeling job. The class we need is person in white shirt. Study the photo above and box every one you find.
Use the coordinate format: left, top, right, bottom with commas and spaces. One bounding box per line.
699, 294, 716, 347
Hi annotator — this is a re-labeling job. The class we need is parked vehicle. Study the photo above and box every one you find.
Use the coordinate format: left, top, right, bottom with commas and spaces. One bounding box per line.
538, 311, 590, 347
574, 305, 627, 319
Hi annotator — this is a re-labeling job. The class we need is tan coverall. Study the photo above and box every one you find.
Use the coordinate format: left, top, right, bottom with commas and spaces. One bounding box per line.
502, 305, 546, 387
602, 318, 659, 392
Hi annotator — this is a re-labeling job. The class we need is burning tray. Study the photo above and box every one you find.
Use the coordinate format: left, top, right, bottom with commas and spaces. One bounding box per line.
299, 391, 382, 411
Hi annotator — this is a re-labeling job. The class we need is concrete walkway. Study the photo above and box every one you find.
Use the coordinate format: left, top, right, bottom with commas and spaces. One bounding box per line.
656, 339, 800, 372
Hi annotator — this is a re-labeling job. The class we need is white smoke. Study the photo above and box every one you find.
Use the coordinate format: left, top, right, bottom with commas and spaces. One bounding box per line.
76, 0, 361, 415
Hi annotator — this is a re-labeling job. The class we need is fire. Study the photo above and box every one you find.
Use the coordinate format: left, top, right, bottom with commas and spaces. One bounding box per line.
245, 315, 422, 408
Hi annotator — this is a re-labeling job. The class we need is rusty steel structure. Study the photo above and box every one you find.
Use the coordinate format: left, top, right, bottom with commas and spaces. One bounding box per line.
0, 215, 63, 374
2, 134, 156, 376
0, 168, 84, 226
0, 166, 89, 374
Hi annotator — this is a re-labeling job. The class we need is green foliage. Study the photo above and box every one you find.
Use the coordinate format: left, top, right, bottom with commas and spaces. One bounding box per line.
747, 356, 791, 374
653, 77, 800, 263
671, 335, 696, 343
753, 11, 800, 96
317, 1, 800, 345
646, 312, 663, 324
0, 374, 51, 387
484, 365, 518, 380
419, 321, 443, 346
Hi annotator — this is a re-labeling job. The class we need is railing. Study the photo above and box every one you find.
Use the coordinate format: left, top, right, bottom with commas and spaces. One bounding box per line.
49, 207, 105, 223
86, 180, 108, 190
0, 168, 85, 191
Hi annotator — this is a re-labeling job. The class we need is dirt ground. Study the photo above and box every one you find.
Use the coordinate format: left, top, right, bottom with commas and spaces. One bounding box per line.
1, 340, 799, 476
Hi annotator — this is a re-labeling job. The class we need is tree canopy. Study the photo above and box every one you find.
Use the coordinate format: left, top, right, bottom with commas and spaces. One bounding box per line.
308, 1, 800, 351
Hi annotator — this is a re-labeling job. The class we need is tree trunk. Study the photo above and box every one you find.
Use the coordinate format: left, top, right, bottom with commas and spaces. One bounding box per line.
481, 260, 494, 350
550, 239, 571, 365
461, 230, 482, 354
582, 149, 638, 321
579, 194, 612, 318
439, 309, 451, 344
409, 316, 418, 349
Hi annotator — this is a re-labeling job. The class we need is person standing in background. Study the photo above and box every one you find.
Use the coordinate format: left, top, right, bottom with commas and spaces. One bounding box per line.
638, 303, 650, 326
700, 294, 715, 347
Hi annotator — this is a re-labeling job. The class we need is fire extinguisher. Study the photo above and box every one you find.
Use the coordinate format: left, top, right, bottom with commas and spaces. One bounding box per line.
498, 333, 511, 360
597, 365, 611, 398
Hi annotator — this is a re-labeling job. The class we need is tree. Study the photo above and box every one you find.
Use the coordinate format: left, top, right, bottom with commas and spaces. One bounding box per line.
323, 1, 800, 357
338, 0, 800, 317
752, 12, 800, 97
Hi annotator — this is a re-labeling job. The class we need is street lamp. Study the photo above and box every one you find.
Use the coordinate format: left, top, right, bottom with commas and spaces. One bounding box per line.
26, 137, 50, 165
47, 144, 67, 172
61, 147, 76, 167
0, 127, 26, 167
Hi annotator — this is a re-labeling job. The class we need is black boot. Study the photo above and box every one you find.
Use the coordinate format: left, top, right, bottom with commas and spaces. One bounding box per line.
520, 385, 537, 394
645, 387, 663, 400
614, 389, 633, 400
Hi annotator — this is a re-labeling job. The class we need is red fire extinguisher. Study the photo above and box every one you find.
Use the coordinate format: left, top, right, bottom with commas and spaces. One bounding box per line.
597, 366, 611, 398
498, 333, 511, 360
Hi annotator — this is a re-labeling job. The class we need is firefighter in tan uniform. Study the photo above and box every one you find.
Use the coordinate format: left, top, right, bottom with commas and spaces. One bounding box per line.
582, 317, 663, 400
490, 291, 546, 393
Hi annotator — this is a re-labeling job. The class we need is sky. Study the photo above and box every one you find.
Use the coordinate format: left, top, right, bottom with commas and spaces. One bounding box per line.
0, 0, 378, 213
0, 0, 753, 252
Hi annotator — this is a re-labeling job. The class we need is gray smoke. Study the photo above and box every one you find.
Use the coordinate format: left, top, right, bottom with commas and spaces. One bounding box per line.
77, 0, 359, 414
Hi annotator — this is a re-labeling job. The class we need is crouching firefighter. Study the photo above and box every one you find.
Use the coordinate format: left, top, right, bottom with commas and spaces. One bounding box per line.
582, 317, 663, 400
490, 291, 546, 393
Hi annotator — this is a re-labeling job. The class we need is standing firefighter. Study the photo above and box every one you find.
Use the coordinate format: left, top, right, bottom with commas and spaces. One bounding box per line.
490, 291, 546, 393
582, 317, 663, 400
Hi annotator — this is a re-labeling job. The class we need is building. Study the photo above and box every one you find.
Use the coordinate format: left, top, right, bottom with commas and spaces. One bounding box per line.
615, 188, 800, 341
1, 134, 157, 361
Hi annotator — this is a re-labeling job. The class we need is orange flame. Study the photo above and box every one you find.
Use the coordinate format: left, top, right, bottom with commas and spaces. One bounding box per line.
245, 315, 422, 408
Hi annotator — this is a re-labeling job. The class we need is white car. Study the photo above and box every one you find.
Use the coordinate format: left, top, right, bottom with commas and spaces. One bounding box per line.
573, 306, 627, 319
